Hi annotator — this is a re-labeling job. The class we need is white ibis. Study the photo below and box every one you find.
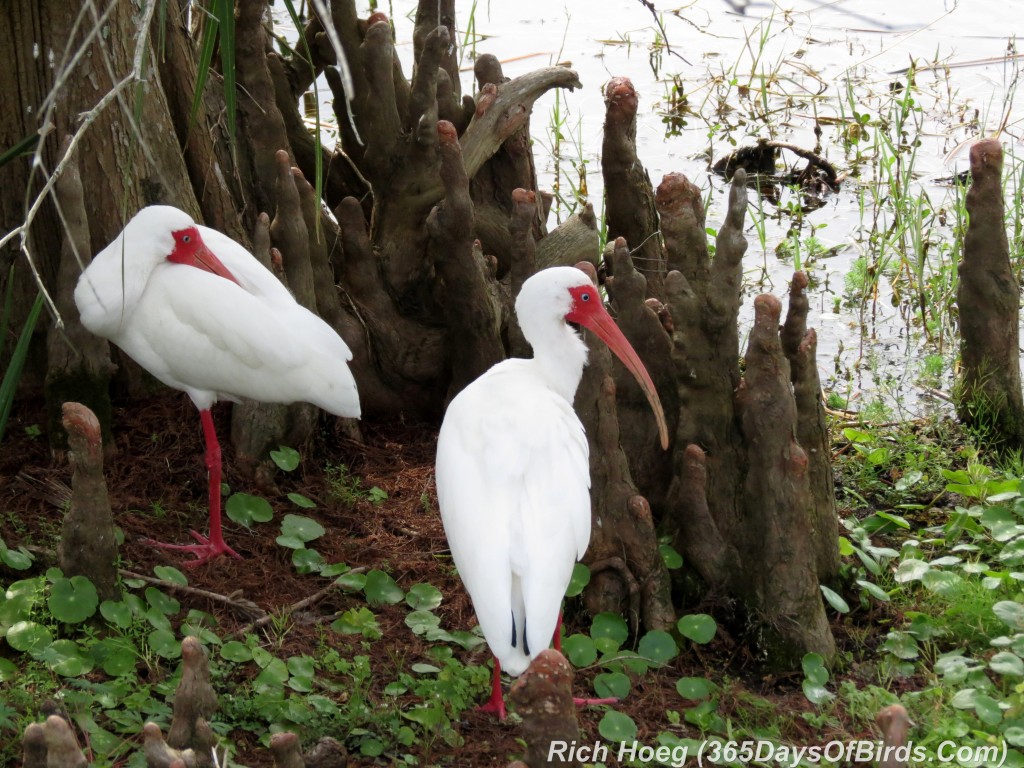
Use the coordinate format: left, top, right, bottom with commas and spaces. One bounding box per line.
74, 205, 360, 565
435, 266, 669, 719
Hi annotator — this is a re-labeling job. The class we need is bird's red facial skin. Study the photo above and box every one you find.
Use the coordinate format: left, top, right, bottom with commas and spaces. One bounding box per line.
564, 283, 670, 450
168, 226, 241, 286
565, 284, 599, 324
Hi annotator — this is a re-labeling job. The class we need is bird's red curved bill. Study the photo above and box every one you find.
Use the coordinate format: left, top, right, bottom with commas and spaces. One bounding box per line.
576, 304, 670, 450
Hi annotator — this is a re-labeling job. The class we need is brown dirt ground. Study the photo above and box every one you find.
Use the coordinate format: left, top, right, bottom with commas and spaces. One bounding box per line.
1, 394, 898, 766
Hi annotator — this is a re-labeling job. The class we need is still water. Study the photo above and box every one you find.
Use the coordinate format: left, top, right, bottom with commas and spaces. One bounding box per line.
307, 1, 1024, 417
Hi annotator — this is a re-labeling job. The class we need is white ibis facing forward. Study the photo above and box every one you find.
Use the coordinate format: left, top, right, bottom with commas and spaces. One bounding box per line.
435, 266, 669, 719
74, 205, 360, 565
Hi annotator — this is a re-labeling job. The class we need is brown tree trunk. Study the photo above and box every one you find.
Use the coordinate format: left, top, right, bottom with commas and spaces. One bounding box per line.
0, 0, 200, 405
45, 139, 114, 453
956, 138, 1024, 448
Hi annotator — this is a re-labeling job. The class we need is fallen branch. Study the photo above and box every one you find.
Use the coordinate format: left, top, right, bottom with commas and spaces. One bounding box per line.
118, 569, 265, 621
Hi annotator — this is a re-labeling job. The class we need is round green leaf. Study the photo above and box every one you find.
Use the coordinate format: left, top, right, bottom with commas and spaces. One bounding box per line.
1004, 726, 1024, 747
145, 587, 180, 616
638, 630, 678, 664
881, 631, 920, 660
287, 655, 316, 678
280, 514, 325, 543
0, 578, 42, 625
153, 566, 188, 586
270, 446, 300, 471
802, 653, 829, 686
220, 640, 253, 663
335, 572, 366, 592
253, 657, 289, 690
320, 562, 352, 577
802, 680, 834, 705
288, 675, 313, 693
975, 693, 1003, 725
562, 634, 597, 667
951, 687, 978, 709
565, 563, 590, 597
226, 492, 274, 527
991, 651, 1024, 677
405, 610, 441, 636
148, 629, 180, 659
676, 676, 715, 700
1, 547, 32, 570
594, 671, 630, 699
6, 621, 53, 654
41, 639, 93, 677
292, 547, 325, 574
331, 607, 381, 639
90, 638, 138, 676
894, 558, 930, 583
598, 710, 637, 742
287, 492, 317, 509
99, 600, 133, 629
677, 613, 717, 644
995, 601, 1024, 630
590, 612, 629, 646
406, 583, 443, 611
47, 576, 98, 624
0, 657, 19, 682
364, 570, 404, 606
659, 543, 683, 569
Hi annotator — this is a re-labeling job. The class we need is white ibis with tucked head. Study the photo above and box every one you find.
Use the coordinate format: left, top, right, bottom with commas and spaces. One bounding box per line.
74, 205, 360, 565
435, 266, 669, 719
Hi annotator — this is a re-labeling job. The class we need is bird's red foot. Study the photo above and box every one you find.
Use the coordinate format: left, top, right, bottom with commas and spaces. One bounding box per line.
146, 531, 242, 567
573, 696, 618, 708
477, 693, 507, 721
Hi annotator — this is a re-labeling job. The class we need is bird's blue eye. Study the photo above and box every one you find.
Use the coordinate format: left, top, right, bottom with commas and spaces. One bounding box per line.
182, 235, 191, 243
581, 292, 590, 301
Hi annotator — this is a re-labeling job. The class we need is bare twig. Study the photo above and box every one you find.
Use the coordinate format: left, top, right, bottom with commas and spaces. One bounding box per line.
230, 566, 369, 638
119, 569, 265, 620
3, 0, 162, 327
633, 0, 690, 65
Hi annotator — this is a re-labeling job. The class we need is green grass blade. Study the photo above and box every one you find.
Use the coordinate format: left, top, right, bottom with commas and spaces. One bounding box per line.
0, 289, 45, 445
157, 0, 168, 60
189, 4, 220, 132
0, 134, 41, 169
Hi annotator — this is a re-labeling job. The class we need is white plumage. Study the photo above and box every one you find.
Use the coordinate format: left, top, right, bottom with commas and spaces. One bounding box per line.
75, 205, 360, 564
436, 266, 668, 719
75, 206, 359, 417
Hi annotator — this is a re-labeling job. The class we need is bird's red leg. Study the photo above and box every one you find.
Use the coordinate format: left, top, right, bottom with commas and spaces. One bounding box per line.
147, 409, 242, 565
553, 612, 617, 709
477, 658, 507, 720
